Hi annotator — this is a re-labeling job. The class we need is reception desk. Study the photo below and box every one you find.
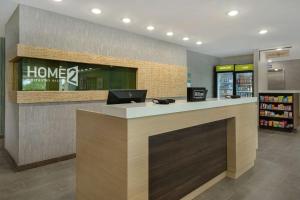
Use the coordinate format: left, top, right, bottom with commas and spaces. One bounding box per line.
76, 98, 258, 200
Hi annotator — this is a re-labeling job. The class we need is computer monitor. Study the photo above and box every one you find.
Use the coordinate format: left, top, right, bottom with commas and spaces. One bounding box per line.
106, 89, 147, 105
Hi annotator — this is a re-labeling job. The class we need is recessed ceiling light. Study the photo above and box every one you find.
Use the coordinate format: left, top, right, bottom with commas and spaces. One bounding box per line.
122, 18, 131, 24
268, 59, 272, 63
227, 10, 239, 17
196, 41, 203, 45
147, 25, 155, 31
276, 48, 283, 51
259, 29, 268, 35
91, 8, 102, 15
182, 37, 189, 41
53, 0, 63, 2
166, 32, 174, 36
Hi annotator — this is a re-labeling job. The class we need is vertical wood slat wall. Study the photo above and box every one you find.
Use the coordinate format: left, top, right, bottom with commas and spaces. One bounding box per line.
0, 38, 4, 136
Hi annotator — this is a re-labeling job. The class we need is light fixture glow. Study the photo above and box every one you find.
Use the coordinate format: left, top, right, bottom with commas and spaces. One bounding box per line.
276, 48, 283, 51
53, 0, 63, 2
91, 8, 102, 15
268, 59, 272, 63
122, 18, 131, 24
166, 32, 174, 36
259, 29, 268, 35
182, 37, 190, 41
196, 41, 203, 45
227, 10, 239, 17
147, 25, 155, 31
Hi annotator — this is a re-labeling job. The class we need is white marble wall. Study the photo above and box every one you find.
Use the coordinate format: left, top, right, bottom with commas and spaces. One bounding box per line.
6, 5, 188, 165
19, 5, 187, 67
5, 6, 20, 162
18, 102, 104, 165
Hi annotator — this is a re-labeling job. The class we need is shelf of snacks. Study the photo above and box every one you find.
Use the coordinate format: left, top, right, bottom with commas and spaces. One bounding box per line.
259, 93, 299, 132
260, 103, 292, 111
259, 119, 294, 129
259, 110, 293, 119
259, 95, 293, 103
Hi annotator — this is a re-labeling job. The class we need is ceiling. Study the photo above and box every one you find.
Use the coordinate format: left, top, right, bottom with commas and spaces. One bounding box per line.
1, 0, 300, 58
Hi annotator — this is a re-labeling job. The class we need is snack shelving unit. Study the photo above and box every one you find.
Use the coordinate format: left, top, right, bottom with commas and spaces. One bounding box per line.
259, 93, 299, 132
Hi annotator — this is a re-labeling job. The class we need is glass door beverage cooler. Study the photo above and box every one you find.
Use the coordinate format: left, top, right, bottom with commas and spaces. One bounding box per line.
214, 65, 234, 98
235, 64, 254, 97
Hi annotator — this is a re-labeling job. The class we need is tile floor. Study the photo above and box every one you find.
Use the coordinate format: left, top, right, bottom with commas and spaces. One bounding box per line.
0, 129, 300, 200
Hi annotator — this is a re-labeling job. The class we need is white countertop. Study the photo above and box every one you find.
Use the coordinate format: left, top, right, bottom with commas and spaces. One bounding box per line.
100, 97, 257, 119
259, 90, 300, 93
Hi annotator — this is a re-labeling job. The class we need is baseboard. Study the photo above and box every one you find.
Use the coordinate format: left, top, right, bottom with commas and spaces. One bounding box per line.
3, 148, 19, 170
16, 154, 76, 171
181, 172, 227, 200
227, 161, 255, 179
3, 149, 76, 171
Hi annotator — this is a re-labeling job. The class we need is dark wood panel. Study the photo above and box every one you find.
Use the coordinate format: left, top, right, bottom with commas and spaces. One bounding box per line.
149, 120, 227, 200
4, 149, 76, 171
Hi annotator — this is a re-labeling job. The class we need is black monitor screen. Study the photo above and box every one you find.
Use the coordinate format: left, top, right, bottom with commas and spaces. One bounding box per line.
106, 90, 147, 105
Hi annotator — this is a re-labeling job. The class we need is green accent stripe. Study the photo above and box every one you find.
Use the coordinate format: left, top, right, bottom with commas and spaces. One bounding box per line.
216, 65, 234, 72
0, 38, 5, 136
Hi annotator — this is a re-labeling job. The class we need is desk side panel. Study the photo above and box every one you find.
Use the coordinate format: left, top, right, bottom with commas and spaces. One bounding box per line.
76, 110, 128, 200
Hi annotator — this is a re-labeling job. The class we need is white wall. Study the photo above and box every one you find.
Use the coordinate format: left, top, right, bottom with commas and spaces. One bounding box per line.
187, 50, 220, 97
220, 54, 254, 65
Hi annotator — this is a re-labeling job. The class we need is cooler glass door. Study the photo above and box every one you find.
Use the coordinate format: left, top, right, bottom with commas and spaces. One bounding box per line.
217, 72, 234, 98
236, 72, 253, 97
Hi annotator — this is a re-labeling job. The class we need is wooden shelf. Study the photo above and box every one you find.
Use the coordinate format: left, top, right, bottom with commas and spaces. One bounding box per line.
259, 116, 293, 120
260, 108, 292, 112
259, 101, 293, 104
16, 91, 109, 104
260, 126, 294, 132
